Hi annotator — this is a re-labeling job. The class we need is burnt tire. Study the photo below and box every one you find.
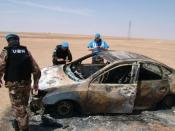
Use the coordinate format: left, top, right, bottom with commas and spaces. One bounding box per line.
30, 97, 43, 113
56, 101, 75, 117
158, 95, 175, 109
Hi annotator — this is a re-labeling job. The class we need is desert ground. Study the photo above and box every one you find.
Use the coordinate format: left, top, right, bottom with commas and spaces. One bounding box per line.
0, 32, 175, 131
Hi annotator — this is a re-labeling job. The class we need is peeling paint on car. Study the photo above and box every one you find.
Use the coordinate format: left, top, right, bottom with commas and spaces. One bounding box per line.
169, 74, 175, 94
39, 65, 75, 90
33, 51, 175, 115
86, 84, 137, 113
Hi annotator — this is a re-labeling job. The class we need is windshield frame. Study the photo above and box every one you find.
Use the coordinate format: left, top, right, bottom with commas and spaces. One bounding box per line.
63, 64, 81, 81
63, 52, 108, 81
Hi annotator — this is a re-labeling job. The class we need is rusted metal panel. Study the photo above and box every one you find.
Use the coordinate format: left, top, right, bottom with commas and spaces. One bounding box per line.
101, 51, 155, 62
35, 51, 175, 114
42, 80, 89, 108
43, 91, 81, 105
169, 73, 175, 94
38, 65, 75, 90
86, 84, 137, 113
135, 80, 170, 108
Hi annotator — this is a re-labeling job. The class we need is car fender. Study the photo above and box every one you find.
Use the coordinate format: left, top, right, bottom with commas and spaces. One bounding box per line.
42, 91, 80, 105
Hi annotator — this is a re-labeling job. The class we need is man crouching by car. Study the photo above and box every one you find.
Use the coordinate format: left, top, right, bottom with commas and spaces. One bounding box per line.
52, 42, 72, 65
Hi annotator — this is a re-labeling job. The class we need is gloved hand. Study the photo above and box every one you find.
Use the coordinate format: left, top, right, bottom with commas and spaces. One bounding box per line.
57, 58, 64, 62
0, 79, 2, 88
33, 84, 38, 95
33, 84, 38, 91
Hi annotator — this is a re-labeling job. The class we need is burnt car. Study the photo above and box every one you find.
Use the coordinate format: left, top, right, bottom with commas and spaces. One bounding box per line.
31, 51, 175, 117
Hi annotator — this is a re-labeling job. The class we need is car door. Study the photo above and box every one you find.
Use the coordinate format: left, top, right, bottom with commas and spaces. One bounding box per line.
86, 62, 139, 113
135, 62, 170, 109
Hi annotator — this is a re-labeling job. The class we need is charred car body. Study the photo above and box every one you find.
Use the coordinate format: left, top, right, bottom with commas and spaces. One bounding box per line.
31, 51, 175, 117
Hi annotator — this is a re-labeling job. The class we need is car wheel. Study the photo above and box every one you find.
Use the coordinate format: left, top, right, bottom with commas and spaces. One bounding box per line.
56, 101, 74, 117
30, 97, 43, 113
159, 95, 175, 109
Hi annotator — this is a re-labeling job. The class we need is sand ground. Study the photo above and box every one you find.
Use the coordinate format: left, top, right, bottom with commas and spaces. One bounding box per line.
0, 32, 175, 130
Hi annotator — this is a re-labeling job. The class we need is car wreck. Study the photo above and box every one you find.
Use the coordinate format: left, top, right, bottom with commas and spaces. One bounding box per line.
30, 51, 175, 117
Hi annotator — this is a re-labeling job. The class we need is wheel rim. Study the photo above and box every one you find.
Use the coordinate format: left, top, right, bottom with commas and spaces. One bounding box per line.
57, 102, 73, 116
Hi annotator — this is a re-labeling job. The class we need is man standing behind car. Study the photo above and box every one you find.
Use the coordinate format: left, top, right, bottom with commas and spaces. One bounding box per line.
52, 42, 72, 65
87, 33, 109, 64
0, 34, 41, 131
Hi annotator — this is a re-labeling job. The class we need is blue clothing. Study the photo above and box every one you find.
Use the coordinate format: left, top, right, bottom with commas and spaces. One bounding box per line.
87, 40, 109, 53
87, 40, 109, 63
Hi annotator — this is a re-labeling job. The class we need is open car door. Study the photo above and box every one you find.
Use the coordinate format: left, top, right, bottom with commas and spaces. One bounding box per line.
86, 62, 140, 113
135, 62, 170, 109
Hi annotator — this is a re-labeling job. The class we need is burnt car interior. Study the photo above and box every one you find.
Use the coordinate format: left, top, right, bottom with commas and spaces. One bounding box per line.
92, 65, 133, 84
69, 54, 110, 79
94, 63, 168, 84
138, 63, 162, 81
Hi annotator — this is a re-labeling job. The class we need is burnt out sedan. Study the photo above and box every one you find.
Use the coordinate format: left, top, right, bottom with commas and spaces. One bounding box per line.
32, 51, 175, 117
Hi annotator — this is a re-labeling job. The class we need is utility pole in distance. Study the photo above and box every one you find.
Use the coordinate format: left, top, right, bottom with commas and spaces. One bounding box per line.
128, 20, 132, 39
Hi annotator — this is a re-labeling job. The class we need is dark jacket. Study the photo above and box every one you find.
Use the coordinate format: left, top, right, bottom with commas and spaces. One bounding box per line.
52, 45, 72, 65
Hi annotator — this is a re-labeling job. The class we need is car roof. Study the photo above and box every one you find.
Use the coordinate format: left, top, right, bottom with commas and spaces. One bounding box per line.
100, 51, 157, 63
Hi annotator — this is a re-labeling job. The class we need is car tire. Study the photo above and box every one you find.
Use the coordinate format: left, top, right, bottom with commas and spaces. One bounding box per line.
30, 97, 43, 113
159, 95, 175, 109
56, 101, 75, 117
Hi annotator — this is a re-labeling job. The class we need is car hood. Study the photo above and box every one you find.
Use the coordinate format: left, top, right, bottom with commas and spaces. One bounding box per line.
38, 65, 75, 91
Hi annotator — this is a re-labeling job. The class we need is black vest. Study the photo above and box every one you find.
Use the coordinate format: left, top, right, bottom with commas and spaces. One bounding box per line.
4, 45, 33, 82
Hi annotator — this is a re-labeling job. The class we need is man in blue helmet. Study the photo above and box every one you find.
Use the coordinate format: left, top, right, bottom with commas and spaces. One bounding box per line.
87, 33, 109, 64
52, 42, 72, 65
0, 34, 41, 131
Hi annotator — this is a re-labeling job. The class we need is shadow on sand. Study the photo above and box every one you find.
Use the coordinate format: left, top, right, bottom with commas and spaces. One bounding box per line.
0, 107, 63, 131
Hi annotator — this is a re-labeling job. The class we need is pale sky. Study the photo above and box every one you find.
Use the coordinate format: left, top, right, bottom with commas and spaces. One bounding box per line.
0, 0, 175, 40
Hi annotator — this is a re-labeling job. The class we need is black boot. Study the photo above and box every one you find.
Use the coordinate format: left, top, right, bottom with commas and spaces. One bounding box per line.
12, 119, 20, 131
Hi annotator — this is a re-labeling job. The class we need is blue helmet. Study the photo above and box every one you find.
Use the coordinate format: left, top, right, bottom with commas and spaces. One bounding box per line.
5, 34, 19, 41
61, 42, 69, 48
95, 33, 101, 39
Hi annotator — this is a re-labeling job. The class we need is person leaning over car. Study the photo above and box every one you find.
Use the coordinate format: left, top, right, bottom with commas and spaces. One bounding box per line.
52, 42, 72, 65
0, 34, 41, 131
87, 33, 109, 64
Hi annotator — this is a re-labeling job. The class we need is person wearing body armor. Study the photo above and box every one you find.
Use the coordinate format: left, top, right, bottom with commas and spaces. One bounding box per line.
87, 33, 109, 64
52, 42, 72, 65
0, 34, 41, 131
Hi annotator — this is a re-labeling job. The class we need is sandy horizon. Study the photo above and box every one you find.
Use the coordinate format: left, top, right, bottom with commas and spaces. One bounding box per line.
1, 31, 174, 41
